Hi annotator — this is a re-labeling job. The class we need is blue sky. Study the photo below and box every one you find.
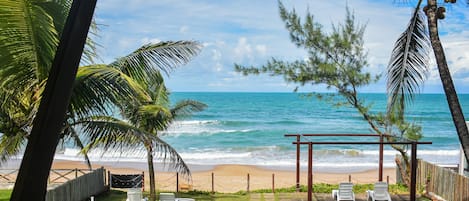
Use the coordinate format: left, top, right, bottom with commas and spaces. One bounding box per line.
93, 0, 469, 93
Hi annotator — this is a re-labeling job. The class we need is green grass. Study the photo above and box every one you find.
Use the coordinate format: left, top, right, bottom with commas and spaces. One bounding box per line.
94, 184, 410, 201
95, 190, 249, 201
0, 184, 413, 201
248, 183, 408, 194
0, 189, 12, 201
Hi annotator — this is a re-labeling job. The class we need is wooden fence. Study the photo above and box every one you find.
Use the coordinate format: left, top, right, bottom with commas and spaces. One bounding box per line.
45, 167, 107, 201
417, 159, 469, 201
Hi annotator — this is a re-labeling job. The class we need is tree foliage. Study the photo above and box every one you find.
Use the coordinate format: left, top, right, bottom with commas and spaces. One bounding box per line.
236, 1, 423, 186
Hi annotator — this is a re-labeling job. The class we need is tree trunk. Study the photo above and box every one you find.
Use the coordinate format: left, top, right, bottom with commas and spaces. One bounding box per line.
146, 144, 157, 201
426, 0, 469, 163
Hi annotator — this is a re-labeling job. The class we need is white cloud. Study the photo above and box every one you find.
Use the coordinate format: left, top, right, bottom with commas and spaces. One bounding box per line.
211, 49, 221, 61
234, 37, 253, 61
255, 45, 267, 56
179, 25, 189, 33
95, 0, 469, 92
140, 37, 161, 45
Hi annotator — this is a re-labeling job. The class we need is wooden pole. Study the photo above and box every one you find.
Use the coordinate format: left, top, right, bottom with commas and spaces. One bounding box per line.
307, 143, 313, 201
272, 173, 275, 193
247, 173, 250, 193
211, 172, 214, 193
108, 171, 111, 188
10, 1, 97, 200
379, 134, 384, 181
142, 171, 145, 192
296, 135, 301, 192
410, 142, 418, 201
176, 172, 179, 193
348, 175, 351, 182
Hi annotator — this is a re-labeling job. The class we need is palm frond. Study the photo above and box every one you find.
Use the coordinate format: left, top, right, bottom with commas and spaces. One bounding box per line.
386, 4, 430, 113
0, 132, 27, 163
76, 115, 191, 176
71, 64, 151, 118
109, 41, 202, 84
0, 0, 60, 84
171, 100, 207, 118
149, 135, 191, 177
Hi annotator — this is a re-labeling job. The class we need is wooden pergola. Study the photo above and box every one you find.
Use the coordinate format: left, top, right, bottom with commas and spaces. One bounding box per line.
285, 134, 432, 201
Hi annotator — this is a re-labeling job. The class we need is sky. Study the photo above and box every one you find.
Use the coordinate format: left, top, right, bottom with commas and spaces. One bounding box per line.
93, 0, 469, 93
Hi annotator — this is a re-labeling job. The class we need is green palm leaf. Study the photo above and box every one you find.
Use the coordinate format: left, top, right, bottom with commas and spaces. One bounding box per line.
109, 41, 202, 84
0, 0, 59, 92
386, 3, 430, 113
76, 116, 191, 176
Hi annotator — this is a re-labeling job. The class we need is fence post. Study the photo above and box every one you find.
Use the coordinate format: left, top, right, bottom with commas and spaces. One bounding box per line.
247, 173, 250, 193
211, 172, 214, 194
348, 175, 351, 182
272, 173, 275, 193
142, 171, 145, 192
75, 168, 78, 179
108, 171, 111, 188
176, 173, 179, 193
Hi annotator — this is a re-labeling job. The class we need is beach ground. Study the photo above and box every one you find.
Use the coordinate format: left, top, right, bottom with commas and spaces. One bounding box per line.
49, 160, 397, 193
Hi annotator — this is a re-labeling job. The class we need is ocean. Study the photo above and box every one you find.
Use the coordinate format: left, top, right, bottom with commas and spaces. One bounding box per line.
56, 92, 469, 172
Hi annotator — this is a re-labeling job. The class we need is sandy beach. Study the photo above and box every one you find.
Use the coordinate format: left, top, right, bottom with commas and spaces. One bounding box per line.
49, 160, 397, 193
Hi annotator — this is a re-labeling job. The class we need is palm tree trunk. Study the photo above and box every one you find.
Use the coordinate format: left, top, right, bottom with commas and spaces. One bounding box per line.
426, 0, 469, 162
146, 144, 157, 201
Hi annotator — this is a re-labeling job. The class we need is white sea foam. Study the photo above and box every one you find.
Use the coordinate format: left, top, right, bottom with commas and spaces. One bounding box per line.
53, 146, 462, 172
162, 120, 254, 136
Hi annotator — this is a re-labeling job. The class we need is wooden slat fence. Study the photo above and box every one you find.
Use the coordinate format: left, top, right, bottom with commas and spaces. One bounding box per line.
417, 159, 469, 201
45, 167, 107, 201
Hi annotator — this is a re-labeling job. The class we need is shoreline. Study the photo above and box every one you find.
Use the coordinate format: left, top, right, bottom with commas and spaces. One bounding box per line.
47, 159, 397, 193
1, 159, 397, 192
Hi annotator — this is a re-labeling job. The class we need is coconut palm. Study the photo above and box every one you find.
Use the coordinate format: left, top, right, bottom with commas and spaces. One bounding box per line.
0, 0, 204, 174
424, 0, 469, 163
0, 0, 99, 165
389, 0, 469, 163
76, 70, 206, 201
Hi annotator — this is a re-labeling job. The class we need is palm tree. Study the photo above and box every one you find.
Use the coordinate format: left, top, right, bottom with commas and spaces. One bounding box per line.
386, 1, 430, 184
424, 0, 469, 163
0, 0, 97, 164
77, 71, 206, 201
0, 0, 204, 175
390, 0, 469, 163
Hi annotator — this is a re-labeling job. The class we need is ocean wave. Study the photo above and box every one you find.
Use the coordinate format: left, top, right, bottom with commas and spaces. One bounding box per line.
54, 147, 462, 172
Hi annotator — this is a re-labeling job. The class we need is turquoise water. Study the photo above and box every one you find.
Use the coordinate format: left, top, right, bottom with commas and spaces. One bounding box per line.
155, 92, 469, 172
48, 92, 468, 172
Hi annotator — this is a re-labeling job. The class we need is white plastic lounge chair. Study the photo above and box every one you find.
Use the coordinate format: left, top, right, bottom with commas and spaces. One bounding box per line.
159, 193, 195, 201
159, 193, 175, 201
126, 188, 142, 201
366, 182, 392, 201
331, 182, 355, 201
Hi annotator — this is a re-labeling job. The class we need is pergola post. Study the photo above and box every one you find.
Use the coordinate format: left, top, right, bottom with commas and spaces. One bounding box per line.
284, 134, 301, 192
307, 143, 313, 201
379, 134, 384, 181
295, 135, 301, 192
410, 142, 418, 201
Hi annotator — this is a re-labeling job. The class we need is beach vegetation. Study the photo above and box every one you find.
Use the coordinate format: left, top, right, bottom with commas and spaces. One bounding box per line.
0, 1, 204, 200
77, 73, 206, 201
235, 1, 425, 187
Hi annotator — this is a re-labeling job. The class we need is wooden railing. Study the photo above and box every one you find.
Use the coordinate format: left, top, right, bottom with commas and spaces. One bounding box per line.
417, 159, 469, 201
0, 168, 93, 185
45, 167, 107, 201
